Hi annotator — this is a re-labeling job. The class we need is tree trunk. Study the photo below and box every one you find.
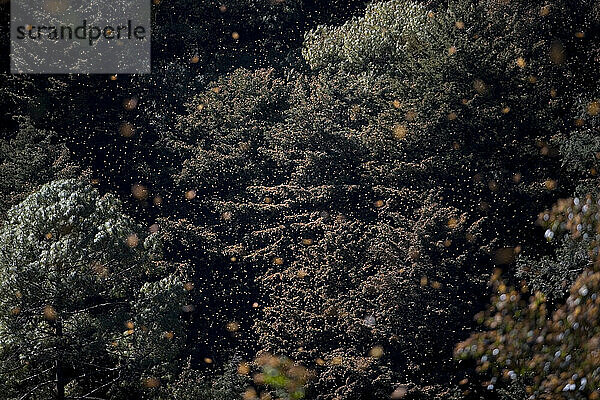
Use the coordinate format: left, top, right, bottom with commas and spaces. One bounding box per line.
56, 319, 65, 400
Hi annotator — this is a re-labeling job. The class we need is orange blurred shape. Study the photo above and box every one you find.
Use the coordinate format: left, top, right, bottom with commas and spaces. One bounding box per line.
120, 122, 135, 137
143, 377, 160, 388
43, 305, 57, 320
131, 183, 148, 200
494, 247, 516, 265
391, 385, 408, 399
126, 234, 139, 248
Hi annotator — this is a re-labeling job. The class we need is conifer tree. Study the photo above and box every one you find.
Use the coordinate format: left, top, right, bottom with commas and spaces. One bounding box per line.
0, 179, 189, 399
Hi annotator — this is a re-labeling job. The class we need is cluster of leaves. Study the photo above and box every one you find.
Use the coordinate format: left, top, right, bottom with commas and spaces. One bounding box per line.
456, 195, 600, 399
0, 179, 191, 399
516, 237, 589, 303
159, 356, 249, 400
243, 353, 309, 400
0, 118, 78, 219
303, 0, 431, 72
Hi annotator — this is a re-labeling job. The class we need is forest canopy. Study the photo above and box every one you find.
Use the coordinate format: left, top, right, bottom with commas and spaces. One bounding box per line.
1, 0, 600, 399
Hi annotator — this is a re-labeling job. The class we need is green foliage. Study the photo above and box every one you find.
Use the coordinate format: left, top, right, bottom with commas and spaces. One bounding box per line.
251, 353, 309, 400
516, 238, 590, 302
456, 195, 600, 399
455, 269, 600, 399
0, 118, 78, 218
168, 65, 494, 397
303, 0, 431, 72
0, 179, 188, 399
159, 357, 248, 400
